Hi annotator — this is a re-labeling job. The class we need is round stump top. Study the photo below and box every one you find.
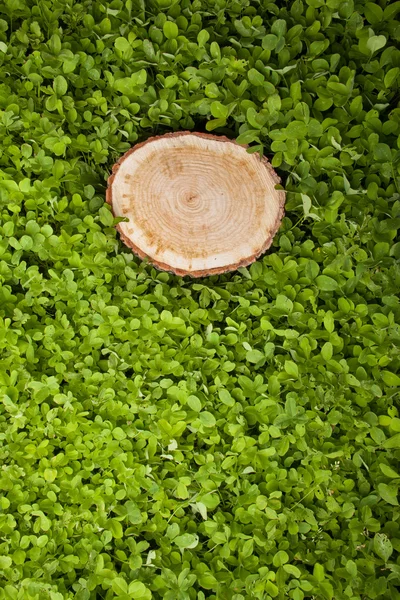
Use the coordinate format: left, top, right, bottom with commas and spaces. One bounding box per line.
106, 132, 285, 277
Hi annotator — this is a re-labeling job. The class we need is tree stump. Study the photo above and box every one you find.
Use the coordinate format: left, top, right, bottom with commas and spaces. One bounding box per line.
106, 132, 285, 277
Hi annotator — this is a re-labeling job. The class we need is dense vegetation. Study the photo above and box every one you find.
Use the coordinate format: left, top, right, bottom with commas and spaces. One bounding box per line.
0, 0, 400, 599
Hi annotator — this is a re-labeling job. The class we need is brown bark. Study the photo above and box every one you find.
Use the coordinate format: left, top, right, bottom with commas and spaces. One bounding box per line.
106, 131, 285, 277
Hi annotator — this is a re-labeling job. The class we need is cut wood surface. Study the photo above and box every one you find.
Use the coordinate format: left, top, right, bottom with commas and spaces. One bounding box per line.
106, 131, 285, 277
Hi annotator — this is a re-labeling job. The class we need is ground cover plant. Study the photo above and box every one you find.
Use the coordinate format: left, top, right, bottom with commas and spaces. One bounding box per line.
0, 0, 400, 598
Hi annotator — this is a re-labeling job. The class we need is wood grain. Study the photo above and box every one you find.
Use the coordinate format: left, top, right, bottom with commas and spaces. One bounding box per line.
106, 132, 285, 277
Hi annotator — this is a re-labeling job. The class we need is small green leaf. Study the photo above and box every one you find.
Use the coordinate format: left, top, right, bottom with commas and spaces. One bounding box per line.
382, 371, 400, 387
283, 564, 301, 578
126, 501, 142, 524
210, 101, 229, 119
248, 68, 264, 86
107, 519, 123, 538
199, 411, 216, 428
373, 533, 393, 562
302, 193, 312, 216
364, 2, 383, 24
377, 483, 398, 505
273, 550, 289, 567
380, 464, 400, 478
384, 67, 400, 88
316, 275, 339, 292
99, 205, 114, 226
346, 560, 357, 577
286, 121, 307, 139
314, 563, 325, 582
236, 130, 261, 145
321, 342, 333, 361
115, 37, 131, 52
266, 580, 279, 597
219, 389, 235, 406
128, 581, 151, 600
384, 434, 400, 449
163, 21, 179, 39
373, 143, 392, 163
284, 360, 299, 378
206, 118, 226, 131
187, 395, 202, 412
174, 533, 199, 549
0, 556, 12, 569
197, 30, 210, 47
112, 577, 128, 595
246, 349, 264, 363
262, 34, 278, 50
53, 75, 68, 96
367, 35, 386, 54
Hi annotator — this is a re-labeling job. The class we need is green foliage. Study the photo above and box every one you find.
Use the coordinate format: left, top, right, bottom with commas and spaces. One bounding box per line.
0, 0, 400, 599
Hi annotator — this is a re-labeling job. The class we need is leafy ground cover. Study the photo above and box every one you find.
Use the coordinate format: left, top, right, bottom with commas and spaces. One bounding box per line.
0, 0, 400, 599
